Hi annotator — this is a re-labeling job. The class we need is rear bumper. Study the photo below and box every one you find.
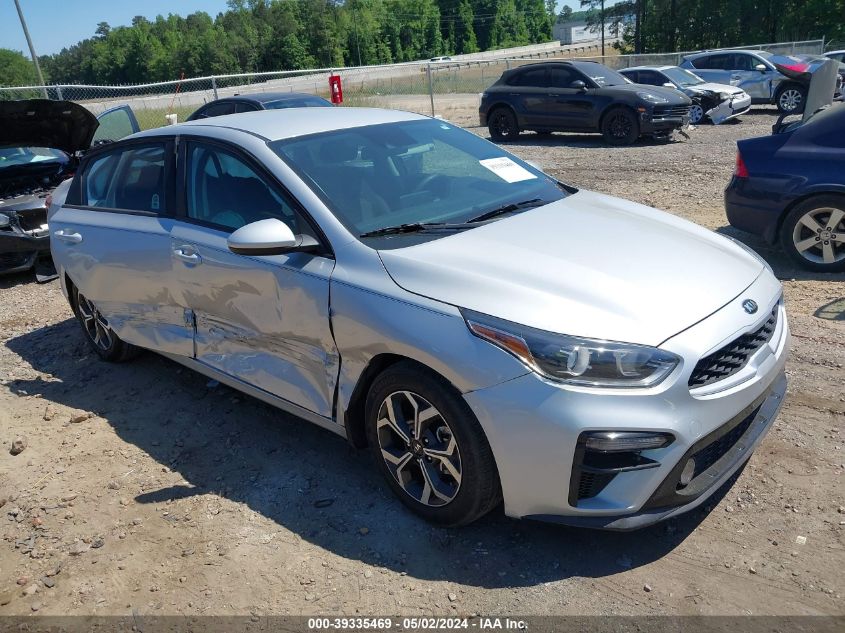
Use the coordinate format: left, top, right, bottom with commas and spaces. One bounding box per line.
526, 372, 786, 530
724, 177, 788, 243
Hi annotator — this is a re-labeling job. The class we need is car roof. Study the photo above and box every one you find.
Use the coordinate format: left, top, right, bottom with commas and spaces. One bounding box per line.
685, 49, 766, 58
206, 91, 327, 105
620, 66, 676, 72
133, 107, 428, 142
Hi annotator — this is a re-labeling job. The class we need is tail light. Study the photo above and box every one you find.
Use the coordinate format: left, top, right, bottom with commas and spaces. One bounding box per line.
734, 151, 749, 178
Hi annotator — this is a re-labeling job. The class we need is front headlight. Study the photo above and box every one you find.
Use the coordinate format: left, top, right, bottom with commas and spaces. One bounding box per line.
462, 310, 680, 388
637, 91, 669, 104
0, 213, 10, 228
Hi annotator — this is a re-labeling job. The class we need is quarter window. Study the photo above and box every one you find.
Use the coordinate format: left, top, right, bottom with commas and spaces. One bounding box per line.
185, 142, 304, 234
82, 144, 167, 213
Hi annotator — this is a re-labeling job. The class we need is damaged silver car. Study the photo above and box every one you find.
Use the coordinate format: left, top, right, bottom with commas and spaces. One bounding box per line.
0, 100, 139, 279
621, 66, 751, 125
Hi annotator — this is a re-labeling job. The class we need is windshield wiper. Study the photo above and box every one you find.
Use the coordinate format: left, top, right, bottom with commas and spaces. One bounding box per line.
467, 198, 546, 224
359, 222, 470, 238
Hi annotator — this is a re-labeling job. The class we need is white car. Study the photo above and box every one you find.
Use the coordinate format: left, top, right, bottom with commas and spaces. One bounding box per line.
49, 108, 789, 529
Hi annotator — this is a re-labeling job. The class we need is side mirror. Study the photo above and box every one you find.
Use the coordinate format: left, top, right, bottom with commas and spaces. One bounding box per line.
227, 218, 316, 255
570, 80, 587, 91
755, 64, 768, 72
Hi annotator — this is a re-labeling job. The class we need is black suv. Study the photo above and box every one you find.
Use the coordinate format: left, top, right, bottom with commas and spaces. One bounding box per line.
479, 61, 692, 145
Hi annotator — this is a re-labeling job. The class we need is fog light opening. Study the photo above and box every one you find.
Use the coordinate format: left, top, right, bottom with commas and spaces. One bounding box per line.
679, 458, 696, 488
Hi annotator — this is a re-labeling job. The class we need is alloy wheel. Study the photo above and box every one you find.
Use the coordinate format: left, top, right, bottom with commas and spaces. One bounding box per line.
608, 112, 632, 138
688, 103, 704, 124
778, 88, 803, 112
792, 207, 845, 265
375, 390, 462, 507
492, 112, 512, 137
76, 292, 113, 351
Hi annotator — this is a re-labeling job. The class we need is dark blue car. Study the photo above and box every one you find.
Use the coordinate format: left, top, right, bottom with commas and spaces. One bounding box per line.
725, 103, 845, 272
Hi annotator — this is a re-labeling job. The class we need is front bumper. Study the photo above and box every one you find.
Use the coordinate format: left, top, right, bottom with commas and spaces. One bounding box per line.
464, 271, 789, 529
0, 231, 50, 275
640, 111, 690, 135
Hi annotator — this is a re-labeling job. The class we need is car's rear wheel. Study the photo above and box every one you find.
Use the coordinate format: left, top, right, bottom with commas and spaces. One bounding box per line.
688, 101, 705, 125
601, 107, 639, 146
775, 84, 806, 114
72, 287, 139, 361
487, 107, 519, 141
364, 362, 501, 526
779, 195, 845, 272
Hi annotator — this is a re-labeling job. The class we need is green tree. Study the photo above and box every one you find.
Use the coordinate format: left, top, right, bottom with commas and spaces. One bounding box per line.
0, 49, 39, 86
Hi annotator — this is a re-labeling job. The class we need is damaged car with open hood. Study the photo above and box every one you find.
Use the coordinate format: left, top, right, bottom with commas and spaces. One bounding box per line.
0, 99, 138, 279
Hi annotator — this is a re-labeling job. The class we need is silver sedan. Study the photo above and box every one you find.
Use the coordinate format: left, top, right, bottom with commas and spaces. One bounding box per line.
49, 108, 789, 529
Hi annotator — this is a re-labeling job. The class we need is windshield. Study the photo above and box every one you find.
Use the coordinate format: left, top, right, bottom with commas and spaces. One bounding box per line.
0, 147, 66, 170
584, 65, 629, 87
663, 67, 704, 87
265, 97, 331, 109
270, 119, 567, 239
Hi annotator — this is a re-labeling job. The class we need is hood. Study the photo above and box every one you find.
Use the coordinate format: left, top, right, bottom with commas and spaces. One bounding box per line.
0, 99, 98, 155
378, 191, 763, 347
687, 82, 745, 96
611, 83, 691, 103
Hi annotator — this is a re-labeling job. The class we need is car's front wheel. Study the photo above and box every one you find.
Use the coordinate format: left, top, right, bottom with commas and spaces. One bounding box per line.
487, 107, 519, 141
364, 362, 501, 526
601, 107, 640, 145
779, 195, 845, 272
775, 84, 807, 114
72, 287, 139, 361
688, 100, 705, 125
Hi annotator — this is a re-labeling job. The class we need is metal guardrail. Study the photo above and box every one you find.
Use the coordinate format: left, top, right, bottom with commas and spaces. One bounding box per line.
0, 39, 825, 129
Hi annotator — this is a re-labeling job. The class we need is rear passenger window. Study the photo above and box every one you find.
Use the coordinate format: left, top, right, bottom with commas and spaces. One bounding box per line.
199, 102, 236, 118
508, 68, 548, 87
82, 144, 166, 213
693, 54, 730, 70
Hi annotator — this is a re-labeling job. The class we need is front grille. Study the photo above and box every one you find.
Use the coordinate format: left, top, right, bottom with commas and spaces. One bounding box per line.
653, 104, 690, 118
576, 471, 616, 501
688, 404, 759, 479
688, 306, 778, 388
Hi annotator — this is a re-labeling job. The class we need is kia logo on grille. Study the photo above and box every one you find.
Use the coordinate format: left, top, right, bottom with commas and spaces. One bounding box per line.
742, 299, 758, 314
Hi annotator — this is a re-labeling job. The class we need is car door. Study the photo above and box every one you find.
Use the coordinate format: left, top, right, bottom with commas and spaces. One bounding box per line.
170, 138, 338, 417
507, 67, 554, 127
546, 67, 596, 130
731, 53, 775, 100
92, 105, 141, 144
51, 138, 194, 356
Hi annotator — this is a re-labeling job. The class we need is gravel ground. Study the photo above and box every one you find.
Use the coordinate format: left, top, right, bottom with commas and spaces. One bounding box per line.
0, 103, 843, 619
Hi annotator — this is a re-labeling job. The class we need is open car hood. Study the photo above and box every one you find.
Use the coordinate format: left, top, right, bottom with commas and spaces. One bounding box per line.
0, 99, 98, 154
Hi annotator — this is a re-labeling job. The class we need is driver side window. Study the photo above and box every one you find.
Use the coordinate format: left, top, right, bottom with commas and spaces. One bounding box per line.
186, 142, 300, 233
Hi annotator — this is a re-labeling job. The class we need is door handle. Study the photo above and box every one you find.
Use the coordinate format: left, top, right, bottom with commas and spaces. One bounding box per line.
172, 245, 202, 264
53, 229, 83, 244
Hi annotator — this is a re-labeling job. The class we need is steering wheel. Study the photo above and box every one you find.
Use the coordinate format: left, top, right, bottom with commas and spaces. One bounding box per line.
413, 174, 448, 195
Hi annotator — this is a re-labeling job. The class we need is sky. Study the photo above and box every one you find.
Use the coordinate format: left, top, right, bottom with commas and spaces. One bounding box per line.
1, 0, 584, 57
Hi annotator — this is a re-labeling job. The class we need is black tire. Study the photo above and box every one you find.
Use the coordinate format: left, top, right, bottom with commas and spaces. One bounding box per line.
487, 107, 519, 141
71, 286, 140, 362
775, 83, 807, 115
600, 107, 640, 146
779, 195, 845, 272
364, 361, 501, 527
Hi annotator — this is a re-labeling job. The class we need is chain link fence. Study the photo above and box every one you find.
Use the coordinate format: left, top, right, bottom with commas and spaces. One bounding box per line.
0, 39, 824, 130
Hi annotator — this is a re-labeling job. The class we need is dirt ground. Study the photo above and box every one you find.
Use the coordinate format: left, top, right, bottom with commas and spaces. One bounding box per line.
1, 100, 843, 620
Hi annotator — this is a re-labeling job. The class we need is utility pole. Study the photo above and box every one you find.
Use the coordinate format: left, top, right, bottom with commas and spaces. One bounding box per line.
13, 0, 48, 97
600, 0, 605, 57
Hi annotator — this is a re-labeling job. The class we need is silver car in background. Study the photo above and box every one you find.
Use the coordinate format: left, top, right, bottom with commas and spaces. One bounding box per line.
49, 108, 789, 529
